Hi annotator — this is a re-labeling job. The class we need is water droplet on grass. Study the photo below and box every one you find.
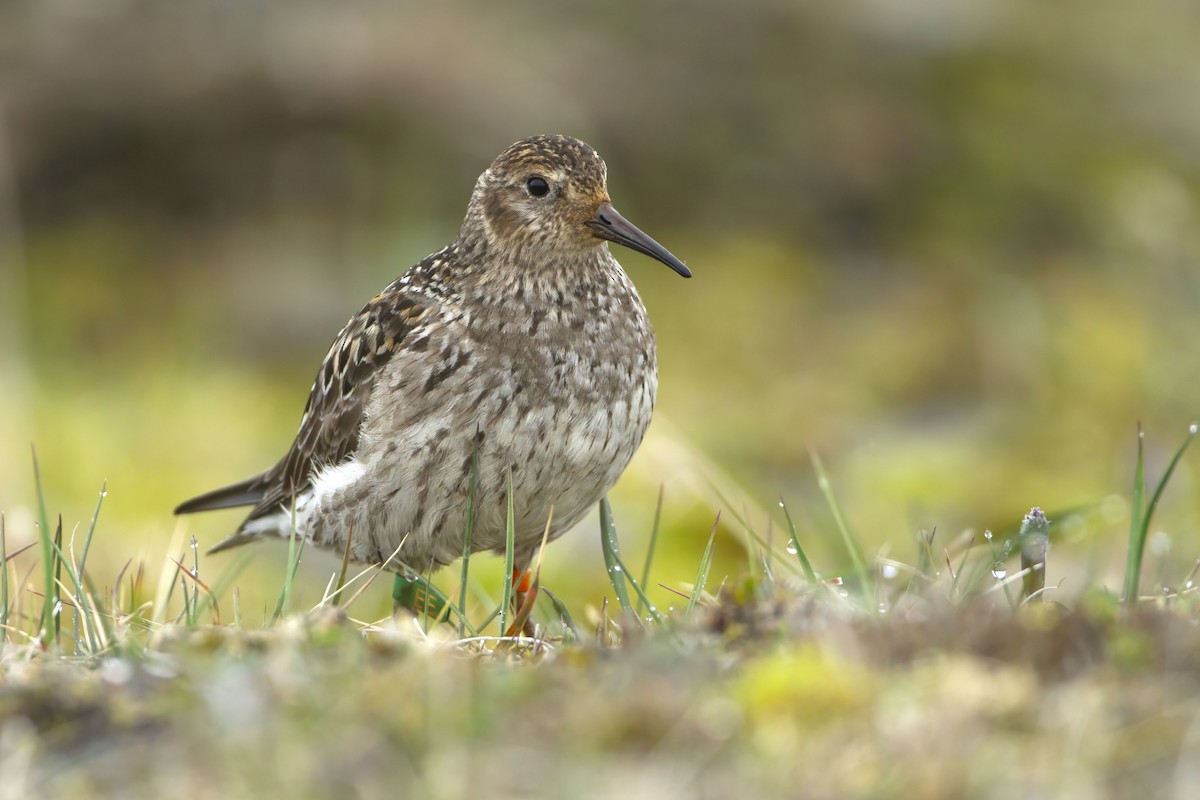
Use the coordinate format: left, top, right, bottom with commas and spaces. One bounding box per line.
786, 541, 798, 555
991, 564, 1007, 580
983, 530, 993, 541
880, 564, 898, 580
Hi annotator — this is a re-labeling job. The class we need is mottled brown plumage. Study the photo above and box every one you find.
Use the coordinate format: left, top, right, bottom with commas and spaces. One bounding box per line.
176, 135, 690, 577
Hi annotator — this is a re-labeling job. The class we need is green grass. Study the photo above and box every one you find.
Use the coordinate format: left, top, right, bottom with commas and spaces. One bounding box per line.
499, 468, 516, 636
2, 425, 1200, 798
1123, 423, 1198, 606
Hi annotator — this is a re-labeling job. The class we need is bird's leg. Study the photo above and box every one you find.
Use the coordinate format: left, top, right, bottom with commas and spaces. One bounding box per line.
506, 564, 539, 638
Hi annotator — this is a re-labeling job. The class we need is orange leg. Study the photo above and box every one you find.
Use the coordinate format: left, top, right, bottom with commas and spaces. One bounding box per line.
507, 567, 539, 637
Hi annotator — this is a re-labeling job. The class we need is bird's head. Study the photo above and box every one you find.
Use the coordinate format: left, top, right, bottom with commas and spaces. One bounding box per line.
464, 135, 691, 278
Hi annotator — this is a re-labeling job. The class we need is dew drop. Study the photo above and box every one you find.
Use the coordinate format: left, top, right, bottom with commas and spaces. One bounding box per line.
610, 565, 622, 574
838, 589, 849, 598
1186, 581, 1195, 590
880, 563, 898, 580
877, 603, 888, 614
786, 541, 798, 555
991, 563, 1007, 581
1190, 423, 1199, 435
983, 530, 993, 541
52, 599, 63, 618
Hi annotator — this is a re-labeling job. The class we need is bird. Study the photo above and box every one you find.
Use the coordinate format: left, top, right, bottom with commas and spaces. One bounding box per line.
175, 134, 691, 596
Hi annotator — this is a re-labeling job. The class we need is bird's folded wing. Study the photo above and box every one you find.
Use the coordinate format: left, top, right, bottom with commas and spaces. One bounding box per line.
245, 286, 433, 520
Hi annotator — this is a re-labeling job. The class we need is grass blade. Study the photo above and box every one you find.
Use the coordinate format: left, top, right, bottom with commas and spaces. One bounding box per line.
334, 522, 355, 606
541, 587, 578, 641
170, 557, 218, 624
779, 497, 817, 583
499, 468, 516, 635
420, 561, 437, 632
607, 546, 664, 626
1020, 508, 1049, 604
179, 550, 194, 626
687, 513, 720, 614
706, 483, 796, 577
458, 450, 478, 636
1, 514, 8, 651
191, 549, 256, 624
599, 496, 633, 612
947, 535, 977, 601
46, 529, 100, 654
31, 446, 58, 646
636, 485, 665, 615
503, 565, 539, 638
1123, 424, 1146, 604
77, 570, 113, 649
477, 602, 502, 633
808, 446, 869, 587
271, 495, 306, 625
1124, 423, 1197, 606
503, 507, 556, 638
77, 481, 106, 590
53, 516, 64, 641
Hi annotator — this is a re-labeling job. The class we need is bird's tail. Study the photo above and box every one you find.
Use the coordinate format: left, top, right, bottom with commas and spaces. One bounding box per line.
176, 474, 275, 554
176, 474, 303, 556
206, 508, 296, 555
206, 527, 265, 555
174, 475, 268, 515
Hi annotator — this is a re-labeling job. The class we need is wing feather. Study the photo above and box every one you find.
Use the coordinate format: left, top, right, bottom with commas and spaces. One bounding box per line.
245, 286, 432, 520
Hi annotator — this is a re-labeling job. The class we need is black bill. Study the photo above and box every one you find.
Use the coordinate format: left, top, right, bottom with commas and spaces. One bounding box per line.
588, 201, 692, 278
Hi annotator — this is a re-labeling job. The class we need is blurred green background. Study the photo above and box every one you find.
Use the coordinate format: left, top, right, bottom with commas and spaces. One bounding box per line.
2, 0, 1199, 621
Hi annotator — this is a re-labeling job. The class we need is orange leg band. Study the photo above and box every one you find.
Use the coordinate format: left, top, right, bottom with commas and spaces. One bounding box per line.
513, 568, 533, 594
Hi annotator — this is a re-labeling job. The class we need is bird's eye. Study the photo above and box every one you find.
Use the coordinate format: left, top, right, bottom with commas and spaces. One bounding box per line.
526, 176, 550, 198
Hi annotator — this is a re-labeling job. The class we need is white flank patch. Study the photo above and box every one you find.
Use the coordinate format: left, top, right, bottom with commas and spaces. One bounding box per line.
311, 459, 367, 507
240, 510, 294, 539
240, 461, 367, 542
